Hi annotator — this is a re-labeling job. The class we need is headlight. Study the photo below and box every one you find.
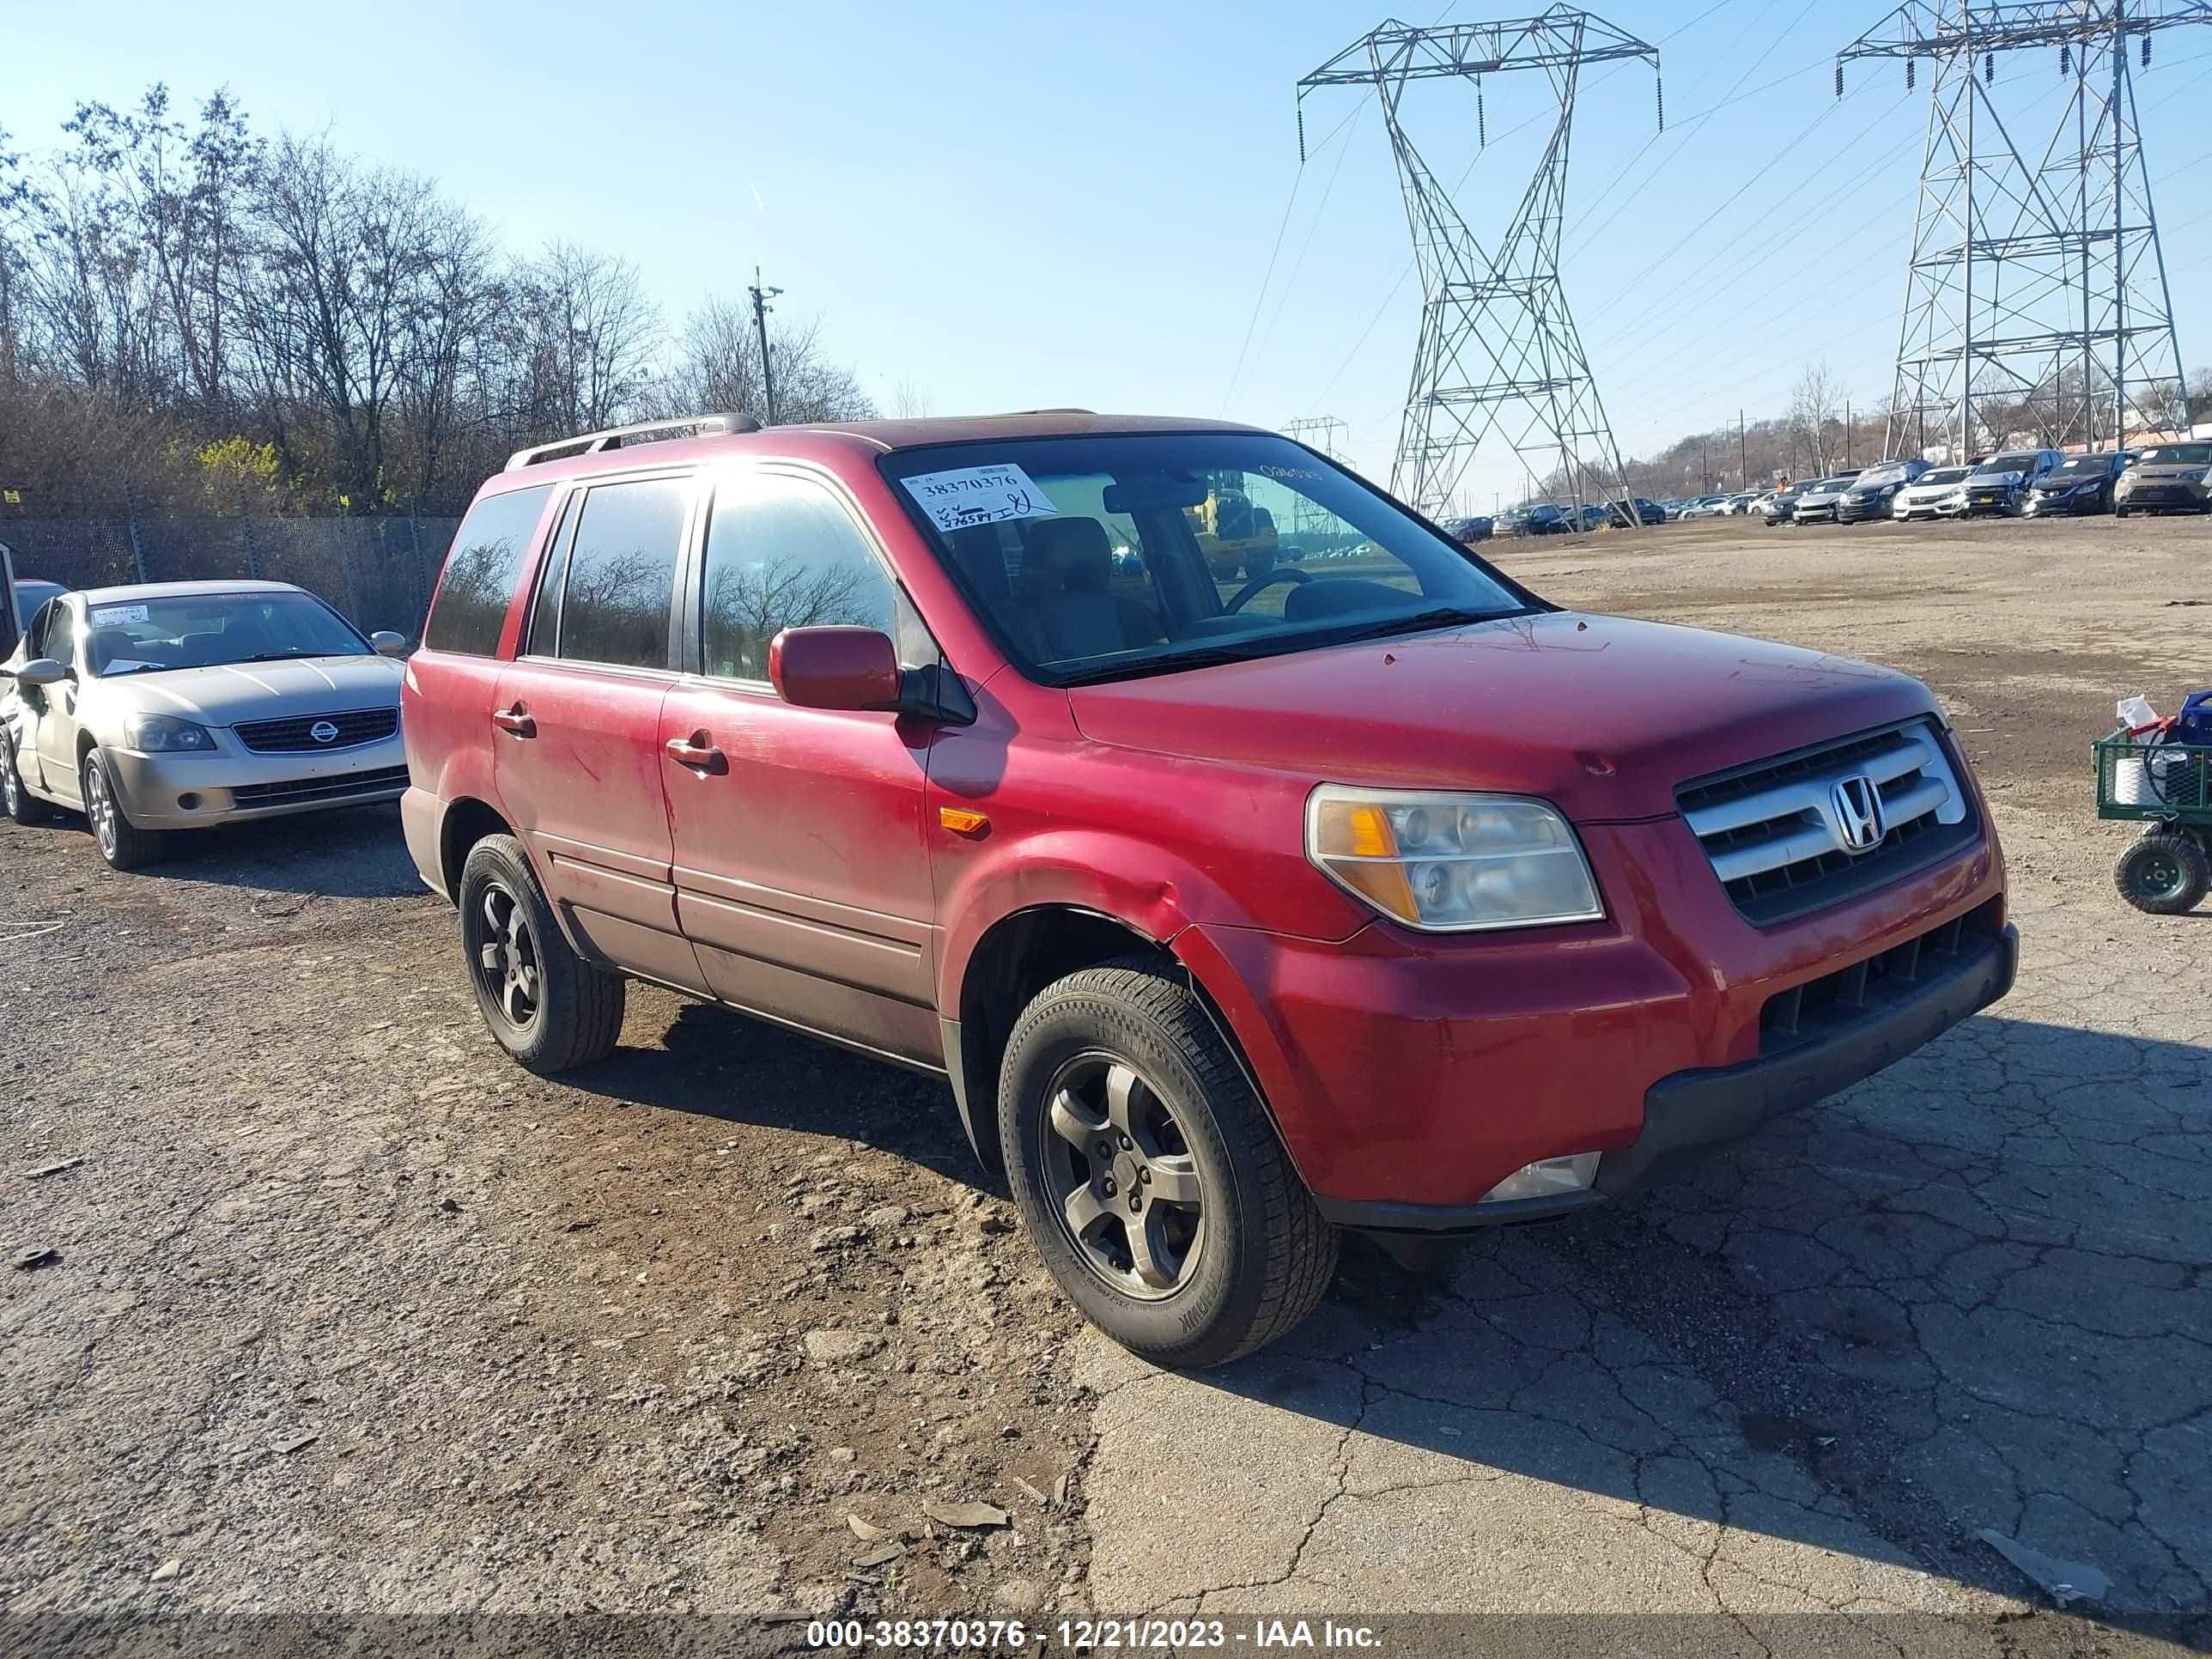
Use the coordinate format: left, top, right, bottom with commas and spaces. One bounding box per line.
124, 713, 217, 753
1306, 787, 1604, 932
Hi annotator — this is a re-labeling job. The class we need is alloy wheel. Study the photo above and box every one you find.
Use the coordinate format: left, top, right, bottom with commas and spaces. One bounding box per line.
82, 760, 117, 858
473, 880, 542, 1029
3, 749, 18, 817
1040, 1052, 1206, 1299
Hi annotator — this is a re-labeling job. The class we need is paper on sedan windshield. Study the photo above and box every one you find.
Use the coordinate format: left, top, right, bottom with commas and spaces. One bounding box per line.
900, 464, 1060, 534
91, 604, 149, 625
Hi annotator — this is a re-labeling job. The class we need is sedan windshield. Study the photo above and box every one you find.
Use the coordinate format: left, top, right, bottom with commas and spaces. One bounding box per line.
1917, 468, 1968, 486
880, 433, 1535, 686
83, 590, 369, 678
2051, 456, 2112, 477
2138, 442, 2212, 466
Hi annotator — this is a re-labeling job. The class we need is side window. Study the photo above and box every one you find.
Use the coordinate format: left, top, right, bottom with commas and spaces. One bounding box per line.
34, 601, 74, 664
701, 473, 901, 682
554, 477, 689, 671
524, 491, 580, 656
423, 484, 554, 656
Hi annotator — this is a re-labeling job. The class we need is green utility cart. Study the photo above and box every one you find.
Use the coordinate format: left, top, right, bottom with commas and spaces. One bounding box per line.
2094, 731, 2212, 914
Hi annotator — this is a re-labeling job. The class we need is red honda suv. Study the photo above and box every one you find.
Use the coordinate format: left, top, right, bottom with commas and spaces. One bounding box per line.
400, 410, 2014, 1366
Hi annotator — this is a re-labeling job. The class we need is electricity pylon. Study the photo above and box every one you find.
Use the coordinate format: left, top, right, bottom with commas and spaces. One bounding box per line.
1282, 415, 1351, 460
1839, 1, 2209, 459
1298, 9, 1659, 519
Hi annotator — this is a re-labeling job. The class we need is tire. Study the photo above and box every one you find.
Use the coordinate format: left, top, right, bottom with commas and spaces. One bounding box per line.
80, 749, 165, 870
998, 957, 1338, 1368
458, 833, 626, 1073
2114, 831, 2209, 916
2115, 504, 2130, 519
2, 736, 54, 826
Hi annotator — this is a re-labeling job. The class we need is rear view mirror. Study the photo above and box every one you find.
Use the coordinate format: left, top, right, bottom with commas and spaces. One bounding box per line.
370, 630, 409, 659
15, 658, 69, 688
769, 627, 902, 712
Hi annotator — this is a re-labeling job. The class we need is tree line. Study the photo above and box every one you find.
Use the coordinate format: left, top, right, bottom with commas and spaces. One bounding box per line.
0, 85, 879, 521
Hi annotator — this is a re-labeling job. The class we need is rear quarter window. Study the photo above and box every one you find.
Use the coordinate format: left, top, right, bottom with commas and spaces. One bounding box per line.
423, 485, 555, 655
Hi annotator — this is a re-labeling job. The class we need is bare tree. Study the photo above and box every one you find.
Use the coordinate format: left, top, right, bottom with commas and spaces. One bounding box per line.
1788, 362, 1842, 477
514, 242, 659, 434
654, 297, 875, 425
704, 554, 875, 675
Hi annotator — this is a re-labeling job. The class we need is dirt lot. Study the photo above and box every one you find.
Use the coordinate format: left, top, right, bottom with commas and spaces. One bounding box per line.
3, 509, 2208, 1650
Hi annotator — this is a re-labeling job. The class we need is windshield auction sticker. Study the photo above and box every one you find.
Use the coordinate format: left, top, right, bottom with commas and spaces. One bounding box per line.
90, 604, 150, 626
900, 465, 1060, 534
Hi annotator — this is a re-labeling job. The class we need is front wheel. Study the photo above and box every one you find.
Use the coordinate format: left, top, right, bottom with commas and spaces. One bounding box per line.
3, 737, 54, 826
2115, 831, 2209, 915
2115, 504, 2131, 519
458, 834, 626, 1073
999, 958, 1338, 1368
81, 750, 164, 870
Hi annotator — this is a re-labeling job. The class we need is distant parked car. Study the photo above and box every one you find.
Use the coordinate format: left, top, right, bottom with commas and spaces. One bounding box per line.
1835, 459, 1932, 523
1570, 503, 1606, 531
2025, 452, 2135, 518
1790, 474, 1863, 524
1891, 466, 1971, 521
1496, 503, 1570, 536
1439, 514, 1494, 544
1762, 483, 1814, 526
1678, 495, 1730, 520
1607, 498, 1666, 527
1960, 449, 2063, 517
2112, 440, 2211, 517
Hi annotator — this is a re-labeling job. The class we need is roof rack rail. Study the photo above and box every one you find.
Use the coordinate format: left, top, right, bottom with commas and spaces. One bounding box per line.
505, 411, 760, 471
1000, 407, 1097, 416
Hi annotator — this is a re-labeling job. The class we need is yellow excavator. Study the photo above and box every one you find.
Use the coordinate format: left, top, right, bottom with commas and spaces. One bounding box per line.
1185, 487, 1279, 581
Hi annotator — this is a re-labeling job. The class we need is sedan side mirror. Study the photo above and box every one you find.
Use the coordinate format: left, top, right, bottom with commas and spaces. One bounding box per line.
15, 657, 69, 688
370, 630, 409, 659
769, 626, 975, 726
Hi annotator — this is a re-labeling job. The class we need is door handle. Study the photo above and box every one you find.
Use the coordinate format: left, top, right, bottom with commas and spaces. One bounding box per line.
491, 704, 536, 738
665, 732, 726, 775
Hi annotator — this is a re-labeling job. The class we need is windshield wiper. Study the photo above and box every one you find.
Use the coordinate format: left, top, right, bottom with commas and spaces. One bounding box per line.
1057, 641, 1287, 686
1326, 605, 1514, 644
241, 651, 332, 663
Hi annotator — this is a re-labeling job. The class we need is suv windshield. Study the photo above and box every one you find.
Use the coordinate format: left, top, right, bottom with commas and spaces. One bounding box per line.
881, 433, 1535, 686
82, 590, 369, 678
1972, 453, 2039, 477
2138, 442, 2212, 466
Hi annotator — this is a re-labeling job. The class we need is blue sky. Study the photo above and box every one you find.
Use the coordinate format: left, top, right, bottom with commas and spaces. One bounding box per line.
7, 0, 2210, 510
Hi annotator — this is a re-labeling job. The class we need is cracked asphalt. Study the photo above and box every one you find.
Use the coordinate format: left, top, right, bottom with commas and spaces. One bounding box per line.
1079, 515, 2211, 1644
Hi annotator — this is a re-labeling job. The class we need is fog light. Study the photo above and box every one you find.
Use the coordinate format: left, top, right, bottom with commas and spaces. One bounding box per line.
177, 793, 201, 811
1479, 1152, 1601, 1205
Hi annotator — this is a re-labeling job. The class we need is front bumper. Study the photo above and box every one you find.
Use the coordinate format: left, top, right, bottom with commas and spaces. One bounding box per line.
2025, 489, 2097, 517
106, 735, 408, 829
1960, 487, 2021, 516
1834, 498, 1890, 523
2117, 482, 2210, 511
1181, 810, 2008, 1226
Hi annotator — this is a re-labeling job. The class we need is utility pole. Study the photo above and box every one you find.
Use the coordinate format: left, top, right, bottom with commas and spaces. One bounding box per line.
1838, 0, 2206, 459
1846, 398, 1854, 465
1298, 9, 1662, 525
1739, 408, 1747, 483
748, 268, 784, 425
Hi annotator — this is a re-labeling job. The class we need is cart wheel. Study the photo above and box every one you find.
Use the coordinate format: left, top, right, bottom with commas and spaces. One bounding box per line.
2115, 830, 2210, 915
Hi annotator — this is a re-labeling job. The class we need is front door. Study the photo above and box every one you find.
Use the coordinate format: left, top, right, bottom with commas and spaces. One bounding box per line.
494, 469, 708, 994
32, 599, 85, 804
659, 466, 940, 1063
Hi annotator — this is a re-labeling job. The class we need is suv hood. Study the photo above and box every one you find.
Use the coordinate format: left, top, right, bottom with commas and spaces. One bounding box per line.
1067, 612, 1936, 823
100, 654, 403, 726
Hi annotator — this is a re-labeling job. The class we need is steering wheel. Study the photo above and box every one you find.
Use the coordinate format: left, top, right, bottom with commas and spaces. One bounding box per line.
1224, 566, 1312, 613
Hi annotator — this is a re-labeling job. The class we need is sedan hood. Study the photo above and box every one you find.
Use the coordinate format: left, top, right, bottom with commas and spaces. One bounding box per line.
101, 654, 403, 726
1069, 612, 1937, 823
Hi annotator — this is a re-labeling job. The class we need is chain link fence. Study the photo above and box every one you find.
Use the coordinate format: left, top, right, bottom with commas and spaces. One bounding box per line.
1, 514, 461, 641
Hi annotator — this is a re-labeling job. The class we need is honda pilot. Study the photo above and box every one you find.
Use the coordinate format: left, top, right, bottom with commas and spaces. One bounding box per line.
401, 411, 2015, 1367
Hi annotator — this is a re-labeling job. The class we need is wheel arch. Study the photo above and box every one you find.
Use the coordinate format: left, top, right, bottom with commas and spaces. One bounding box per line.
439, 794, 518, 902
943, 902, 1276, 1183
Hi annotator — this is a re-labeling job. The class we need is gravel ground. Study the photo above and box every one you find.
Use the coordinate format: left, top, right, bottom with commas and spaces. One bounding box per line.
2, 507, 2207, 1651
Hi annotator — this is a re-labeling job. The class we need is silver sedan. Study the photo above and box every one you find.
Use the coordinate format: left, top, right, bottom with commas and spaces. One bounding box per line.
0, 579, 409, 870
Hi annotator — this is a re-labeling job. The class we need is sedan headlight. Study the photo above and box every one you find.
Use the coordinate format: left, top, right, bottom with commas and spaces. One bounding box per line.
124, 713, 217, 753
1306, 787, 1604, 932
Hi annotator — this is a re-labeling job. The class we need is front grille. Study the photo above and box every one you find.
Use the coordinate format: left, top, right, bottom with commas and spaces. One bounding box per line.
234, 708, 398, 753
230, 765, 410, 808
1678, 720, 1979, 925
1759, 899, 2002, 1058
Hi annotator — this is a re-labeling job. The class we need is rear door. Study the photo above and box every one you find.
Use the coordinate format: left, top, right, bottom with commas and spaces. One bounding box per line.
495, 468, 708, 994
658, 465, 940, 1062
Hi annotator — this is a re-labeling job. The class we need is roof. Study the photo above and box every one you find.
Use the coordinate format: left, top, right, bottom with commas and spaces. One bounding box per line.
785, 410, 1270, 451
74, 579, 301, 605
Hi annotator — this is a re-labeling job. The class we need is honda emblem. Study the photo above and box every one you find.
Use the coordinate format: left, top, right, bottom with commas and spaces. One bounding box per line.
1830, 775, 1887, 853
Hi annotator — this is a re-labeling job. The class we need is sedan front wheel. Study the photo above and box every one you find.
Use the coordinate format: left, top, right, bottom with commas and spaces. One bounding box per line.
81, 750, 164, 871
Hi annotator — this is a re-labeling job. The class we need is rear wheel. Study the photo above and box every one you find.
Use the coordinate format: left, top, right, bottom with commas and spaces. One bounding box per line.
999, 957, 1338, 1368
2, 737, 54, 826
458, 834, 626, 1073
2115, 830, 2209, 915
81, 750, 164, 870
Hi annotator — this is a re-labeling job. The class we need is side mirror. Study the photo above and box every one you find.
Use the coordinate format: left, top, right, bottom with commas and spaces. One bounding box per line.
15, 658, 69, 688
768, 627, 976, 726
769, 626, 902, 712
370, 630, 409, 659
